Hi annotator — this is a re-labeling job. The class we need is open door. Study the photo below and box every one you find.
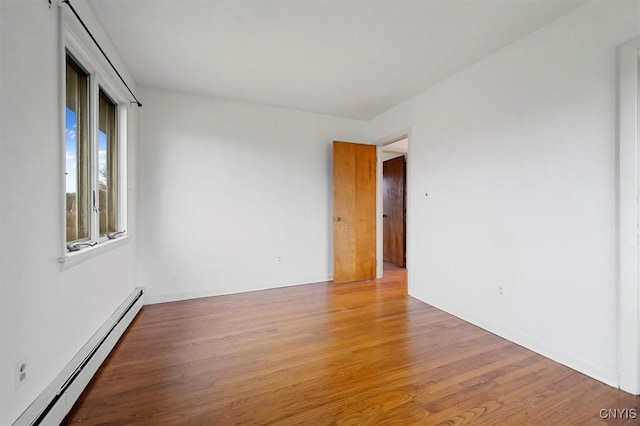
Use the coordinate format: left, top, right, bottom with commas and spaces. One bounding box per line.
383, 155, 406, 268
333, 141, 377, 284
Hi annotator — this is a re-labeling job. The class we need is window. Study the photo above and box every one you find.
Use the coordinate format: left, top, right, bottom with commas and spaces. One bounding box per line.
64, 52, 126, 253
65, 54, 90, 243
98, 89, 118, 236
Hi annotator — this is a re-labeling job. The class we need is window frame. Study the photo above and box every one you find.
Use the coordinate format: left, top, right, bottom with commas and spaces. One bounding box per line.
64, 53, 91, 244
97, 86, 120, 238
59, 8, 130, 268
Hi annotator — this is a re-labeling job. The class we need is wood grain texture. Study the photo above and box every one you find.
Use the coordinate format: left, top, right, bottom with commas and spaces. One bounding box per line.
64, 270, 639, 425
383, 155, 406, 268
333, 141, 376, 284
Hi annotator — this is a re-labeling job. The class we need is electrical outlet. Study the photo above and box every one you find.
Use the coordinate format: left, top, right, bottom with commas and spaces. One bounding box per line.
15, 358, 27, 389
498, 285, 506, 299
276, 255, 282, 264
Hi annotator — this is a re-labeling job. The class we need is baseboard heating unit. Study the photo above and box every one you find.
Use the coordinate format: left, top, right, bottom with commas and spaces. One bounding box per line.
13, 287, 145, 426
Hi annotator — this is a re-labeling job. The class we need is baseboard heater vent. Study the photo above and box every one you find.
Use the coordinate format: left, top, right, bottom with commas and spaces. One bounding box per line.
13, 287, 144, 426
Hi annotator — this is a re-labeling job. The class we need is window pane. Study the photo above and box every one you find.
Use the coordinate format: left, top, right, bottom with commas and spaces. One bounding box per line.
65, 55, 89, 243
98, 89, 118, 235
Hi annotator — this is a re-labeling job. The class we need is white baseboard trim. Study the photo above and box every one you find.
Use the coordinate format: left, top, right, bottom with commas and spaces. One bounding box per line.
145, 276, 332, 305
13, 287, 144, 426
410, 292, 620, 391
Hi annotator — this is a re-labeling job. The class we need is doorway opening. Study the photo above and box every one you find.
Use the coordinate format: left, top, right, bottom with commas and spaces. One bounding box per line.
382, 137, 408, 273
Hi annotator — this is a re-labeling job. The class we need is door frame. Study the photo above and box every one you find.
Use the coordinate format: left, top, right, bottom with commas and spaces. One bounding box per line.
382, 155, 407, 268
617, 36, 640, 395
375, 132, 411, 278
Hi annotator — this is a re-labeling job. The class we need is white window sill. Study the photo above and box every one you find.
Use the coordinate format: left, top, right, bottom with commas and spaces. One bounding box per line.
58, 235, 131, 270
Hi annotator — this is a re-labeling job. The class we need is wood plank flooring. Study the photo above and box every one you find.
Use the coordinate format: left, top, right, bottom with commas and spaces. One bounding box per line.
64, 269, 639, 425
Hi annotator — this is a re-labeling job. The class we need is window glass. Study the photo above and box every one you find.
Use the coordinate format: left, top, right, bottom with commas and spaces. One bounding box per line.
98, 89, 118, 236
65, 55, 90, 242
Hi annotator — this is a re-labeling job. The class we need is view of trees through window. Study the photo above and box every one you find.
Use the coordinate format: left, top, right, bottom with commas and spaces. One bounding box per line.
65, 54, 119, 244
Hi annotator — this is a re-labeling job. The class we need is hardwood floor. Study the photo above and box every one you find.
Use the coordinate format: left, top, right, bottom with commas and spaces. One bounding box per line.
65, 269, 639, 425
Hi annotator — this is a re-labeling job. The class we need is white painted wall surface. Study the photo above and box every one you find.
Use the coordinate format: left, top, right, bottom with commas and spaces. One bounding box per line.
138, 88, 368, 303
0, 2, 138, 424
381, 152, 406, 162
369, 1, 640, 387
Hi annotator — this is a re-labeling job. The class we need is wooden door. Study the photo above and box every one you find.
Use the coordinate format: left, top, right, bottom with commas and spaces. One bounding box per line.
333, 141, 377, 284
383, 156, 406, 267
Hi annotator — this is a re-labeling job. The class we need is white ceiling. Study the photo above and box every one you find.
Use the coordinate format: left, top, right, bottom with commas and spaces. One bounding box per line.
89, 0, 586, 120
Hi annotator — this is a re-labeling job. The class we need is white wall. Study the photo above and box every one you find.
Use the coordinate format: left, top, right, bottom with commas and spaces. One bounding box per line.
0, 2, 138, 424
138, 88, 368, 302
369, 1, 640, 387
382, 152, 405, 162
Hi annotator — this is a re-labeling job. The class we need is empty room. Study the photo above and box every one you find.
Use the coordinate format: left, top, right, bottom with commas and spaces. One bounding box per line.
2, 0, 640, 424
